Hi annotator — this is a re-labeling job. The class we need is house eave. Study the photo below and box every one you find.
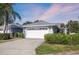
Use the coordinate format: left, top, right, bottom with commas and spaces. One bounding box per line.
22, 24, 57, 28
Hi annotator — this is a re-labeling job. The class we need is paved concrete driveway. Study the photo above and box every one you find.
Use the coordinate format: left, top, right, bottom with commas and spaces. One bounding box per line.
0, 39, 44, 55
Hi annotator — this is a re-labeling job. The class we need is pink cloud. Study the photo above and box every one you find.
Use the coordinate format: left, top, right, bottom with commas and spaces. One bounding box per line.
37, 4, 79, 21
61, 4, 79, 13
61, 3, 79, 13
38, 4, 61, 20
62, 6, 73, 12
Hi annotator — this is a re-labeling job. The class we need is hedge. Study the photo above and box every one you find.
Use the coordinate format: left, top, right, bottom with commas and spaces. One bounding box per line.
69, 34, 79, 45
44, 33, 79, 45
0, 33, 11, 40
14, 32, 24, 38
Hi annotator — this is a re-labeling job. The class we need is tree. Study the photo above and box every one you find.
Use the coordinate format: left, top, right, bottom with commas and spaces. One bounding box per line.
60, 23, 65, 33
0, 3, 21, 34
23, 21, 32, 25
0, 18, 4, 26
34, 20, 40, 22
66, 20, 79, 33
53, 25, 60, 33
16, 23, 20, 25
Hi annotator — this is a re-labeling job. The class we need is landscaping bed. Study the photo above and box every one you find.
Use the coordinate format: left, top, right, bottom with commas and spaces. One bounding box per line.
0, 33, 24, 43
0, 33, 17, 43
0, 33, 11, 40
36, 33, 79, 55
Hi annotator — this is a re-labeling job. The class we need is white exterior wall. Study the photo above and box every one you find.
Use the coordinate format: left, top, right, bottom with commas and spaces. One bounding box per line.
24, 28, 53, 39
64, 28, 67, 34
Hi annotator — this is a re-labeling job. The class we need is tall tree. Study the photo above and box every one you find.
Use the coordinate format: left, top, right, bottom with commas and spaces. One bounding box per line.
0, 3, 21, 34
23, 21, 32, 25
67, 20, 79, 33
60, 23, 65, 33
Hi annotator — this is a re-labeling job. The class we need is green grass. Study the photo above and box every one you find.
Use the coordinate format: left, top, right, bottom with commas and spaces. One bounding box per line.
36, 43, 79, 55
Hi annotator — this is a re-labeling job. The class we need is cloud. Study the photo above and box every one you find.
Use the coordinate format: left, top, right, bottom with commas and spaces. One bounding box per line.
38, 4, 61, 20
22, 4, 48, 19
38, 3, 79, 21
61, 4, 79, 13
14, 3, 79, 24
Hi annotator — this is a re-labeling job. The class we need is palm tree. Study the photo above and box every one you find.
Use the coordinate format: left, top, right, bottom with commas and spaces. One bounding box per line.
0, 3, 21, 34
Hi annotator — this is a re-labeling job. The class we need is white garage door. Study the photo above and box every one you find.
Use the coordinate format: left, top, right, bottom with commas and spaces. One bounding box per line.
25, 30, 49, 39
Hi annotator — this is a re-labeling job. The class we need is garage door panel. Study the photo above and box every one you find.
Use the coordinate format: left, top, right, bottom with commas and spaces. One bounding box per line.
25, 30, 49, 38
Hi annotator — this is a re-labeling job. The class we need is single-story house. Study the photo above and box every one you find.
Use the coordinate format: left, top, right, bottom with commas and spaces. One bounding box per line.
0, 24, 23, 33
23, 20, 67, 39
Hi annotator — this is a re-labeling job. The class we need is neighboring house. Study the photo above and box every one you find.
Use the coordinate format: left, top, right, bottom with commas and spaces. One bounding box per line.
0, 24, 23, 33
23, 20, 67, 39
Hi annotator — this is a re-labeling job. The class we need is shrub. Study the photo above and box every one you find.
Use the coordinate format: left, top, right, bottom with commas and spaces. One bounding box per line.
14, 32, 24, 38
69, 34, 79, 45
44, 33, 79, 45
44, 33, 68, 44
0, 33, 11, 40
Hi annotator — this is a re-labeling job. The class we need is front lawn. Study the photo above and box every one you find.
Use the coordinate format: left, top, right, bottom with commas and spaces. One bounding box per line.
36, 43, 79, 55
36, 33, 79, 55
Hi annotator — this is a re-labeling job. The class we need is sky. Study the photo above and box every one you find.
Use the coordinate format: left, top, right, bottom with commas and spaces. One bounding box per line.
13, 3, 79, 24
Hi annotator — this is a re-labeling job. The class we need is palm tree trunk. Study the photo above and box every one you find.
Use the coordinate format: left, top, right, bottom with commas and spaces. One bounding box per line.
3, 11, 8, 34
3, 16, 7, 34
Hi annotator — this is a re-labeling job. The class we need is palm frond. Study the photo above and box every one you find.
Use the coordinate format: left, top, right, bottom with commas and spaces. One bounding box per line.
13, 11, 21, 20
